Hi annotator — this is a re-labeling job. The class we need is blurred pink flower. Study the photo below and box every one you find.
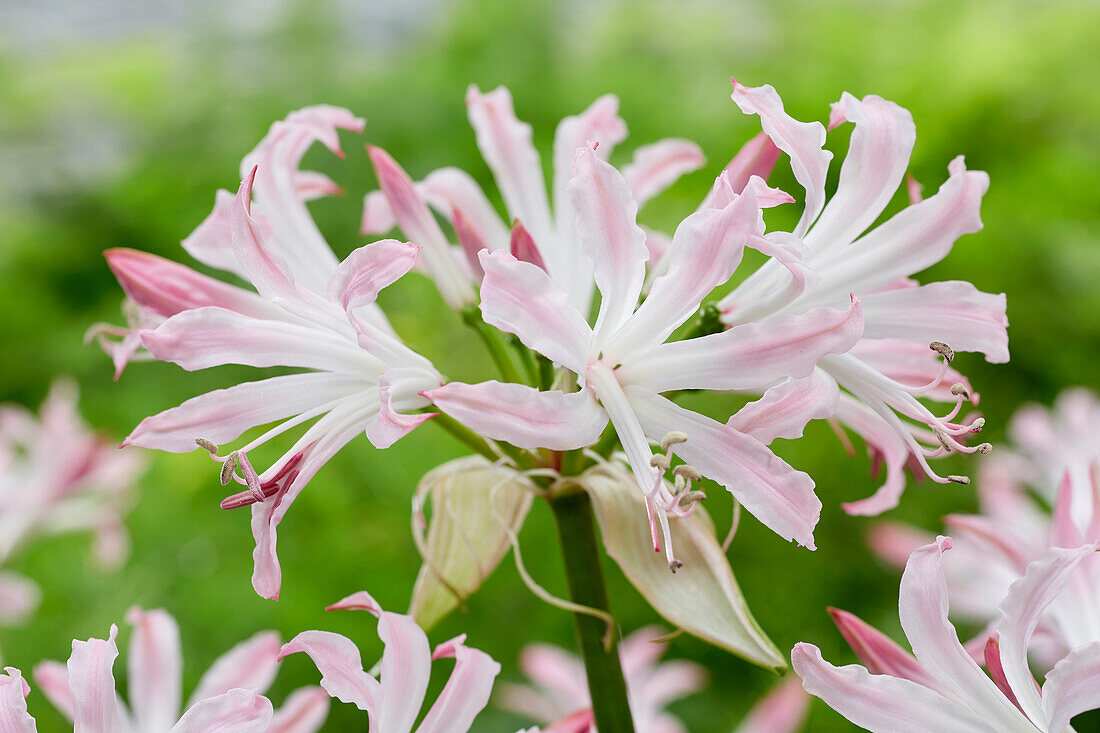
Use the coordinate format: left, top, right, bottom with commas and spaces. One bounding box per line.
6, 606, 329, 732
425, 143, 862, 563
100, 106, 442, 600
280, 590, 500, 733
362, 85, 707, 314
717, 81, 1007, 513
794, 536, 1100, 732
0, 381, 143, 625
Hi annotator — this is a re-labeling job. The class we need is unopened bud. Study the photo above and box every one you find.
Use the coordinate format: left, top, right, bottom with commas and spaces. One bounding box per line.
660, 432, 689, 451
930, 341, 954, 363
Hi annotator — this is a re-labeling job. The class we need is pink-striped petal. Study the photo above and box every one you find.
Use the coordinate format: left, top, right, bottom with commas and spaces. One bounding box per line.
626, 388, 820, 549
791, 643, 988, 732
180, 189, 249, 279
364, 367, 438, 449
826, 607, 939, 690
833, 396, 917, 516
602, 184, 762, 360
33, 660, 74, 721
807, 94, 916, 253
811, 157, 989, 295
478, 250, 593, 373
420, 168, 510, 250
1043, 641, 1100, 733
510, 219, 548, 271
552, 95, 627, 232
106, 248, 278, 321
618, 298, 862, 393
124, 373, 363, 453
860, 281, 1009, 362
188, 632, 280, 708
467, 85, 553, 243
278, 631, 380, 712
517, 645, 588, 713
622, 139, 706, 208
423, 381, 607, 451
995, 544, 1098, 725
867, 521, 933, 570
849, 338, 972, 403
168, 688, 272, 733
372, 609, 432, 733
731, 81, 831, 237
732, 677, 810, 733
730, 370, 839, 445
327, 239, 420, 313
125, 607, 183, 732
231, 167, 300, 303
0, 572, 40, 625
361, 190, 396, 235
416, 643, 501, 733
899, 537, 1033, 728
67, 624, 126, 732
0, 668, 35, 733
142, 307, 380, 374
567, 145, 649, 342
269, 687, 330, 733
702, 132, 782, 208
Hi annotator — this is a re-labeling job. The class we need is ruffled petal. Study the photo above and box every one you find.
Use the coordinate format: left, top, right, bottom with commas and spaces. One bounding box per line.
833, 396, 916, 516
0, 668, 36, 733
807, 93, 916, 254
168, 688, 273, 733
67, 624, 126, 732
567, 145, 649, 343
180, 189, 248, 278
370, 608, 432, 733
791, 644, 989, 732
618, 298, 862, 393
125, 607, 183, 732
826, 608, 940, 690
731, 81, 831, 237
327, 239, 420, 313
124, 373, 363, 453
467, 85, 554, 245
364, 367, 438, 449
626, 388, 820, 549
188, 631, 281, 708
731, 677, 810, 733
415, 642, 501, 733
278, 631, 380, 712
478, 250, 593, 373
700, 132, 781, 209
269, 687, 330, 733
995, 544, 1098, 725
622, 138, 705, 208
860, 281, 1008, 363
423, 381, 607, 451
32, 660, 73, 721
420, 168, 510, 250
730, 370, 839, 445
899, 538, 1034, 728
1042, 641, 1100, 733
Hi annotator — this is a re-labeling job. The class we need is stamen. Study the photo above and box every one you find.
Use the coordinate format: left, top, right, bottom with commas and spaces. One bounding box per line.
219, 452, 240, 486
238, 452, 264, 503
977, 443, 993, 455
932, 427, 952, 452
673, 464, 702, 482
649, 454, 671, 472
950, 383, 971, 401
969, 417, 986, 433
947, 475, 971, 485
661, 431, 689, 451
929, 341, 954, 362
195, 437, 219, 455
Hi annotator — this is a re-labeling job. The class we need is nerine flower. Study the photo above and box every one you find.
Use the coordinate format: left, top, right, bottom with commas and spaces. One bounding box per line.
425, 143, 863, 562
717, 81, 1007, 513
793, 536, 1100, 732
362, 84, 708, 315
869, 389, 1100, 664
105, 107, 441, 599
497, 626, 707, 733
0, 606, 329, 732
280, 590, 500, 733
0, 381, 143, 625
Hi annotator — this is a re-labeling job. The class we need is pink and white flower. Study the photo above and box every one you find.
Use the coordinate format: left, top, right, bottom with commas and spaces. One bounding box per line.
362, 85, 708, 315
717, 81, 1007, 513
7, 606, 330, 732
280, 590, 500, 733
103, 107, 442, 600
498, 626, 706, 733
793, 536, 1100, 732
0, 381, 144, 625
424, 143, 863, 562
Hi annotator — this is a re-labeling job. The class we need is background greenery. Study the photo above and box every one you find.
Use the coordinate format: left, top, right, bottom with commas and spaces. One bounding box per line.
2, 0, 1098, 729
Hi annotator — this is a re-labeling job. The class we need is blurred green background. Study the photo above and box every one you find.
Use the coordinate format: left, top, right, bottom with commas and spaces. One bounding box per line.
2, 0, 1099, 729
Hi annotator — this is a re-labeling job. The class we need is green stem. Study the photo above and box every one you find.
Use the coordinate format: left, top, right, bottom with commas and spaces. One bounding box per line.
461, 305, 524, 384
430, 412, 500, 462
548, 491, 635, 732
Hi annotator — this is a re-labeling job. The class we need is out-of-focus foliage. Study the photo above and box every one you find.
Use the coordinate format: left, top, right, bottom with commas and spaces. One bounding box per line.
0, 0, 1098, 729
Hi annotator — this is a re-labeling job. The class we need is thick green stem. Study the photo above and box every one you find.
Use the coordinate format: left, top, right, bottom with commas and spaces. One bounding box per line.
429, 412, 500, 462
461, 305, 525, 384
548, 491, 636, 733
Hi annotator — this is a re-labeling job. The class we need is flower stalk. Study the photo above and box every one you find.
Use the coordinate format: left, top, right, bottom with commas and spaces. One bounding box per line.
548, 489, 636, 732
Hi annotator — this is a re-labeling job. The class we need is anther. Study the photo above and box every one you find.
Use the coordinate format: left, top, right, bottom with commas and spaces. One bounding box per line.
673, 464, 702, 482
195, 437, 219, 455
929, 341, 954, 363
649, 454, 671, 471
678, 490, 707, 509
977, 443, 993, 455
950, 383, 971, 400
660, 432, 689, 451
219, 452, 239, 486
947, 475, 971, 485
668, 560, 684, 573
932, 427, 952, 452
969, 417, 986, 433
